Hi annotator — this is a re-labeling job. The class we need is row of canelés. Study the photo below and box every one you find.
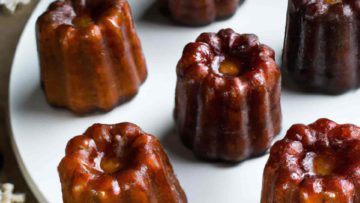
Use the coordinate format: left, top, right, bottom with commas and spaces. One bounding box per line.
35, 0, 358, 202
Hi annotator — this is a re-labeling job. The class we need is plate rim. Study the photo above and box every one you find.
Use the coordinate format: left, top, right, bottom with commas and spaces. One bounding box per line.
7, 1, 47, 202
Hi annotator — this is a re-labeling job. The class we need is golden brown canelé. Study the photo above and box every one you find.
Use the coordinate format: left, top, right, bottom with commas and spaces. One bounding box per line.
58, 122, 187, 203
159, 0, 243, 26
175, 28, 282, 162
261, 119, 360, 203
36, 0, 147, 114
283, 0, 360, 94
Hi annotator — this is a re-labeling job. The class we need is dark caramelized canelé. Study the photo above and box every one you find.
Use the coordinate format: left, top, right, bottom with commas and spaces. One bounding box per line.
58, 122, 187, 203
36, 0, 147, 114
283, 0, 360, 94
175, 28, 282, 162
158, 0, 243, 26
262, 119, 360, 203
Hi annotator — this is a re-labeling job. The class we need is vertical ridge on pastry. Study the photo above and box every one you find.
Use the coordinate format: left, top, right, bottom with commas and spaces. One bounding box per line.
175, 28, 281, 162
283, 0, 360, 94
122, 3, 148, 81
36, 0, 147, 114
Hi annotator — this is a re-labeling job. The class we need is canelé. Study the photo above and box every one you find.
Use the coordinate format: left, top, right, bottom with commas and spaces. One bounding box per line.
159, 0, 243, 26
283, 0, 360, 94
36, 0, 147, 114
58, 122, 187, 203
262, 119, 360, 202
175, 28, 282, 162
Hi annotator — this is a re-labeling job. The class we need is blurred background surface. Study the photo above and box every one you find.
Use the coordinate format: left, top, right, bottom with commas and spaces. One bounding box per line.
1, 1, 40, 202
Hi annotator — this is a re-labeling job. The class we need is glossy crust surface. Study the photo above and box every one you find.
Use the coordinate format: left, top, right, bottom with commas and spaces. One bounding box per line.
36, 0, 147, 114
175, 28, 282, 162
261, 119, 360, 203
159, 0, 243, 26
58, 122, 187, 203
283, 0, 360, 94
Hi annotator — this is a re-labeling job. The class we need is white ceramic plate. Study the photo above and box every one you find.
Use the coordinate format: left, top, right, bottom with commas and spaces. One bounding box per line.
9, 0, 360, 202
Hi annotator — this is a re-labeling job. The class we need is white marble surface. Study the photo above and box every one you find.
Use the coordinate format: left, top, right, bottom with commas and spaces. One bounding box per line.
0, 0, 30, 12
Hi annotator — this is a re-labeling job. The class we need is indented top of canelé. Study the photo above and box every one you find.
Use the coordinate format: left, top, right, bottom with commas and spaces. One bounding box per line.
177, 28, 279, 86
290, 0, 360, 18
60, 122, 163, 175
58, 122, 166, 200
37, 0, 129, 29
267, 118, 360, 200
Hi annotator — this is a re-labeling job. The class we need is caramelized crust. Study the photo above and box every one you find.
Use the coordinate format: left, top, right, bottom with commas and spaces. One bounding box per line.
283, 0, 360, 94
36, 0, 147, 114
175, 28, 282, 162
58, 122, 187, 203
159, 0, 243, 26
261, 119, 360, 203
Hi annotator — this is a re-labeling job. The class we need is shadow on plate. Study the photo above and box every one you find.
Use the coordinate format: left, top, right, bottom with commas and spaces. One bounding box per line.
160, 125, 268, 168
213, 150, 269, 169
160, 126, 198, 163
20, 84, 53, 114
21, 84, 127, 118
20, 84, 78, 118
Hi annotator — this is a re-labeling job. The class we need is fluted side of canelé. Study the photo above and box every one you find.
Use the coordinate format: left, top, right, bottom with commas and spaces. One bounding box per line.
159, 0, 241, 26
36, 0, 147, 114
58, 122, 187, 203
175, 29, 281, 162
283, 0, 360, 94
261, 119, 360, 203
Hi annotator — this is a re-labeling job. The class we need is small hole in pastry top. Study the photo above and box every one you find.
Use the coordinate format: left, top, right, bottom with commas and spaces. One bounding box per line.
98, 134, 133, 174
70, 0, 113, 27
100, 156, 124, 174
324, 0, 342, 5
213, 55, 245, 77
313, 154, 336, 176
303, 152, 337, 176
